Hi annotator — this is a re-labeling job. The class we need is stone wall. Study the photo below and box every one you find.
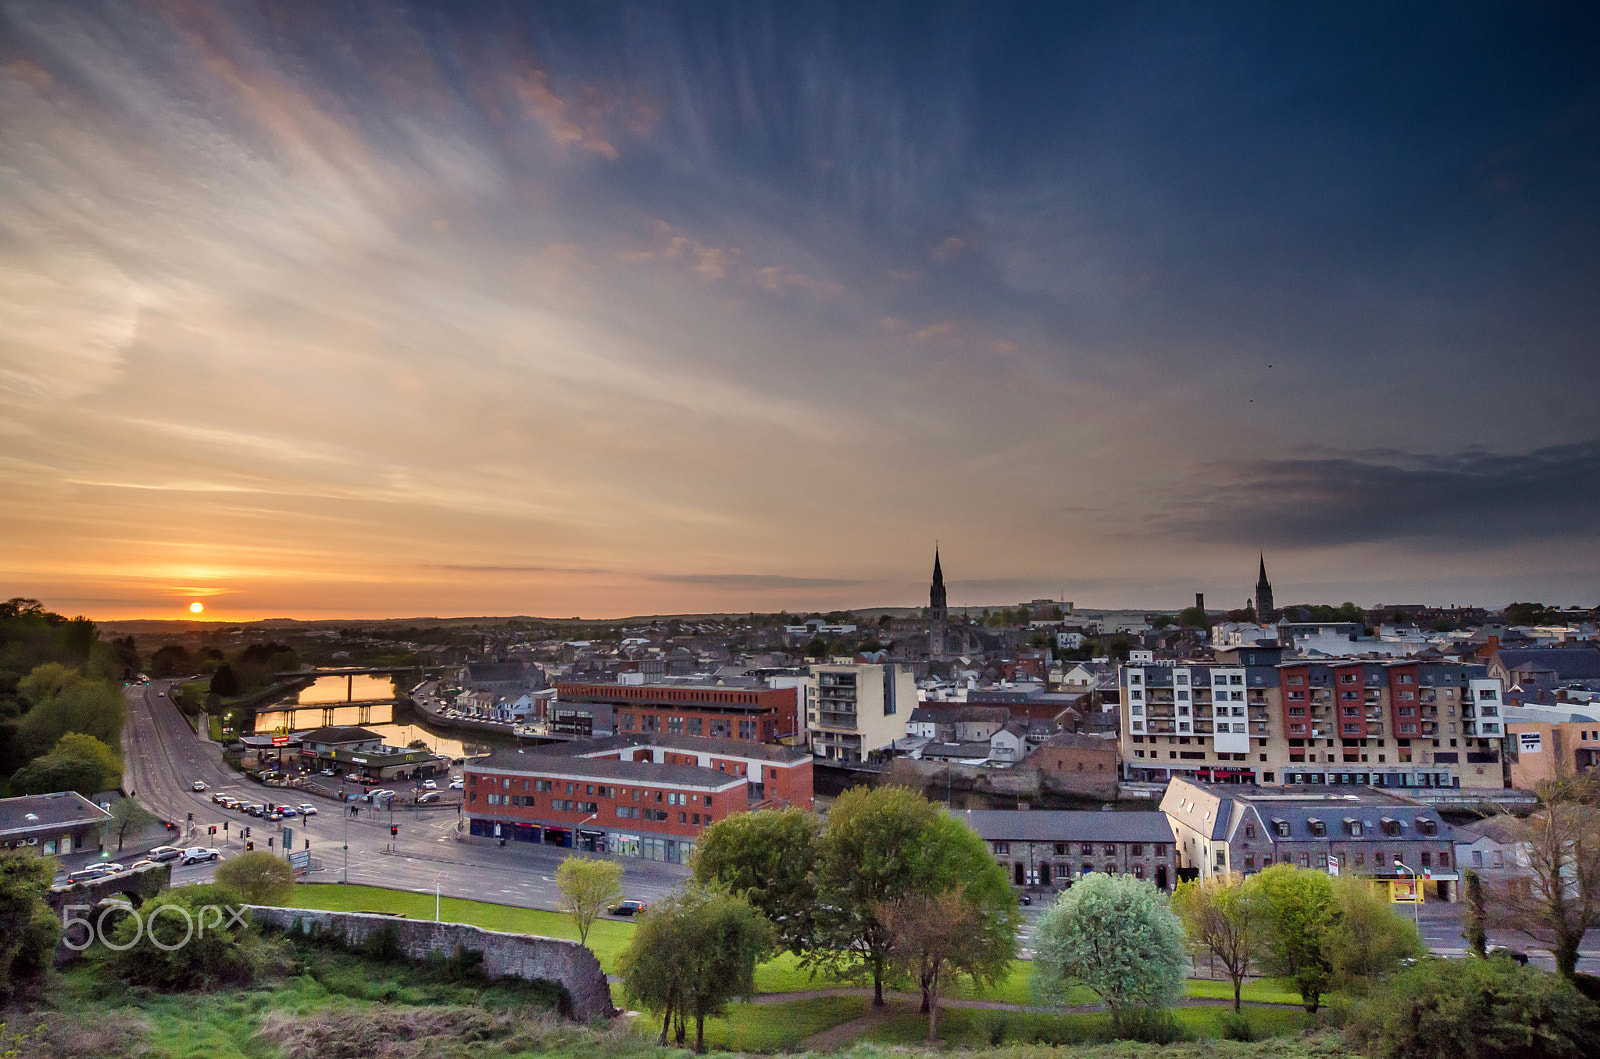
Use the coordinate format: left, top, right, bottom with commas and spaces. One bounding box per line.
248, 906, 614, 1021
46, 862, 171, 915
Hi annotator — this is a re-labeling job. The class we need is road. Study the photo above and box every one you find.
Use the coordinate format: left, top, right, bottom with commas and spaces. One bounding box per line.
121, 680, 689, 911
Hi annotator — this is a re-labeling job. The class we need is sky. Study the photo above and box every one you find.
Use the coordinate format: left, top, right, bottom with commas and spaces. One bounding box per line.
1, 1, 1598, 622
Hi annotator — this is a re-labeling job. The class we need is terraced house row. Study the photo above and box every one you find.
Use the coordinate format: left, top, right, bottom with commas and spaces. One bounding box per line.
1120, 645, 1505, 792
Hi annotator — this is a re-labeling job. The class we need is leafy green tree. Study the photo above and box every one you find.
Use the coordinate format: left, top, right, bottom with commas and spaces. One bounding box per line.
811, 785, 939, 1006
1345, 954, 1600, 1059
1032, 873, 1186, 1034
99, 883, 257, 990
914, 813, 1020, 1008
1177, 606, 1209, 627
1254, 863, 1337, 1011
692, 807, 819, 955
215, 850, 295, 905
1324, 875, 1423, 993
11, 732, 122, 797
104, 796, 156, 854
0, 851, 60, 1000
554, 855, 623, 947
617, 894, 688, 1046
618, 886, 773, 1053
15, 666, 126, 758
1150, 614, 1175, 629
1171, 872, 1264, 1011
803, 636, 828, 658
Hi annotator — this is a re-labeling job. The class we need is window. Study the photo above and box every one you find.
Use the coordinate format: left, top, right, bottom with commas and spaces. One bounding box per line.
994, 842, 1010, 855
1080, 843, 1093, 855
1439, 851, 1450, 868
1153, 844, 1167, 857
1104, 844, 1117, 856
1298, 853, 1310, 868
1055, 843, 1067, 856
1244, 825, 1255, 839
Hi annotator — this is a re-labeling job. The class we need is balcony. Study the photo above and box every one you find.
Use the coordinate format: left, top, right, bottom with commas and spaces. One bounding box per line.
1194, 721, 1214, 734
1147, 722, 1176, 735
1145, 706, 1176, 719
816, 710, 858, 729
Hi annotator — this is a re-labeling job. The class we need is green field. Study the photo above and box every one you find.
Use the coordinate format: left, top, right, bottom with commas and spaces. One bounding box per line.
288, 883, 1303, 1007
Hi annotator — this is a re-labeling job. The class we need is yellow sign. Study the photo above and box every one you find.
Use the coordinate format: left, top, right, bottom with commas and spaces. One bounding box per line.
1389, 877, 1421, 903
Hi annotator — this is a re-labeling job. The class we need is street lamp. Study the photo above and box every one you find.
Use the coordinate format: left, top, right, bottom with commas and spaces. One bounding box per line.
1393, 857, 1421, 931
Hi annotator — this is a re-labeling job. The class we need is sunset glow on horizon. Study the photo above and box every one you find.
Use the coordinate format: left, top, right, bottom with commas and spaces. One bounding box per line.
2, 3, 1597, 622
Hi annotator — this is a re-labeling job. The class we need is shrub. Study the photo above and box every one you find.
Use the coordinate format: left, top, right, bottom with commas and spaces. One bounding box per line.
214, 850, 295, 905
1216, 1009, 1257, 1041
1345, 954, 1600, 1058
362, 922, 405, 963
98, 883, 259, 990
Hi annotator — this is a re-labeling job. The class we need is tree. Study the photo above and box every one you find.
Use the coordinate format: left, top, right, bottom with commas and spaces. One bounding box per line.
1345, 954, 1600, 1059
0, 851, 60, 1001
11, 731, 122, 797
692, 807, 819, 955
208, 663, 239, 698
15, 665, 126, 757
910, 813, 1020, 1012
880, 886, 1012, 1042
555, 855, 623, 947
1463, 868, 1488, 957
810, 785, 939, 1006
104, 796, 156, 854
1171, 873, 1263, 1012
1253, 864, 1337, 1011
100, 883, 257, 989
1324, 875, 1423, 993
148, 644, 192, 678
1032, 873, 1186, 1034
215, 850, 295, 905
1177, 606, 1209, 628
617, 886, 772, 1053
803, 636, 828, 659
1486, 781, 1600, 979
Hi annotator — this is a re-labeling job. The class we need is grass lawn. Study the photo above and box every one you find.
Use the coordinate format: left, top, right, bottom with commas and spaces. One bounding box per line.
630, 995, 872, 1053
288, 884, 1307, 1012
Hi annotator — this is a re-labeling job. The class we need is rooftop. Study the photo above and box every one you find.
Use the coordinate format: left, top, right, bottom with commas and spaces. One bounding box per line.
959, 809, 1175, 844
469, 749, 748, 790
0, 791, 112, 838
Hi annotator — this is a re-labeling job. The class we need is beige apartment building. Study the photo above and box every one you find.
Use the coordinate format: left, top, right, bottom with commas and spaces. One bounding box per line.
1121, 646, 1505, 793
806, 663, 916, 764
1505, 719, 1600, 788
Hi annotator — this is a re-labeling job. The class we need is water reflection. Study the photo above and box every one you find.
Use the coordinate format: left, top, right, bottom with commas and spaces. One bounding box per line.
296, 674, 398, 704
253, 702, 493, 760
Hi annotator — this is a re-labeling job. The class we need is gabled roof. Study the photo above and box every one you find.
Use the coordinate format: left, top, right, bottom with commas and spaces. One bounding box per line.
1496, 648, 1600, 681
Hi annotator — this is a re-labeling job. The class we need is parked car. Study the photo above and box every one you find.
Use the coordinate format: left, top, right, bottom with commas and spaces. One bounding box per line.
180, 847, 221, 865
609, 900, 647, 917
146, 845, 183, 862
321, 768, 336, 776
421, 779, 437, 790
191, 780, 207, 792
448, 779, 464, 791
297, 804, 318, 816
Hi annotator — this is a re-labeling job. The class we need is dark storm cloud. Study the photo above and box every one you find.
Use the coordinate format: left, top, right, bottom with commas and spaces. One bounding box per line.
1173, 438, 1600, 547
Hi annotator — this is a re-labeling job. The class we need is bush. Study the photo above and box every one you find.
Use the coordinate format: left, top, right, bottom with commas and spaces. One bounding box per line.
1345, 955, 1600, 1058
98, 883, 261, 990
363, 922, 405, 963
1106, 1005, 1187, 1044
1216, 1009, 1257, 1041
214, 850, 295, 905
1571, 972, 1600, 1005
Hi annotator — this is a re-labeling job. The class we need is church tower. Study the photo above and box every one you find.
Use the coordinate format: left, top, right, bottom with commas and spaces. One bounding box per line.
1255, 555, 1274, 622
929, 549, 948, 661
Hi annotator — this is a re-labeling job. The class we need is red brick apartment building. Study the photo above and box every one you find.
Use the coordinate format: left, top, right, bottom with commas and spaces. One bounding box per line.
465, 732, 812, 864
556, 681, 801, 742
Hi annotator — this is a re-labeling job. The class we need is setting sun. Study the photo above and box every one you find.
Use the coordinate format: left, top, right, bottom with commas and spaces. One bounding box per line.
189, 602, 204, 614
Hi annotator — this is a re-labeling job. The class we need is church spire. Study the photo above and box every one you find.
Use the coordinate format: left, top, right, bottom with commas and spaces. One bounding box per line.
1254, 554, 1274, 622
929, 548, 947, 615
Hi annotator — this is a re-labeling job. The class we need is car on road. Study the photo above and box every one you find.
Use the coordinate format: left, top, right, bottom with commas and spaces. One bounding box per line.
65, 866, 115, 884
321, 768, 336, 776
366, 789, 395, 803
297, 804, 317, 816
247, 804, 265, 816
126, 859, 159, 871
417, 792, 441, 804
191, 780, 208, 792
180, 847, 221, 865
211, 792, 228, 804
448, 779, 463, 790
279, 806, 297, 817
146, 845, 183, 862
609, 900, 647, 916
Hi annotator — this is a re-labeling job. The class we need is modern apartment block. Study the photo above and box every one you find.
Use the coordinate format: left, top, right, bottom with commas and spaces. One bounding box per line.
1121, 648, 1505, 791
805, 663, 916, 763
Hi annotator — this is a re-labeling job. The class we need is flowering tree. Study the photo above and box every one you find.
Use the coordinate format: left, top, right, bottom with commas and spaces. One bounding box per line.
1032, 873, 1185, 1033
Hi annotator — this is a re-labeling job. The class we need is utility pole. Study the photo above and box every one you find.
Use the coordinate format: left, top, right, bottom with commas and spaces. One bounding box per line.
342, 800, 349, 885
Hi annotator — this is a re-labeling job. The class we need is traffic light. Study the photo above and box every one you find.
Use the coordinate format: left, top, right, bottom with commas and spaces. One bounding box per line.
304, 839, 310, 850
390, 826, 398, 837
186, 812, 193, 822
268, 837, 274, 849
245, 826, 251, 838
208, 825, 216, 836
246, 841, 254, 851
